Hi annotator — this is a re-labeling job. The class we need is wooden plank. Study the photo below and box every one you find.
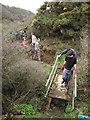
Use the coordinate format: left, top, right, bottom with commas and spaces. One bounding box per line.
57, 75, 63, 82
53, 74, 65, 89
49, 89, 71, 101
54, 74, 59, 82
49, 74, 71, 101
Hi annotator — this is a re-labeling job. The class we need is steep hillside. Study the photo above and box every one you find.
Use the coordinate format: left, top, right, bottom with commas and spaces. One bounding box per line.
1, 4, 51, 114
2, 3, 34, 22
1, 3, 35, 42
30, 1, 89, 89
1, 2, 89, 119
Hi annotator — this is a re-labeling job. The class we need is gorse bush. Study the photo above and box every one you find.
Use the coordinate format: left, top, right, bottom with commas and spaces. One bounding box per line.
32, 2, 89, 40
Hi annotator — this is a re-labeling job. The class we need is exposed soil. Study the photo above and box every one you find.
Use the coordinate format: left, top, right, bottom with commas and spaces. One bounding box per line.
40, 49, 56, 65
43, 99, 67, 118
26, 44, 56, 65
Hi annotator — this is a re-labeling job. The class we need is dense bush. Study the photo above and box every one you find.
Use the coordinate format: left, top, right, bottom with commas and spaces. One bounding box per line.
2, 40, 49, 113
31, 2, 89, 40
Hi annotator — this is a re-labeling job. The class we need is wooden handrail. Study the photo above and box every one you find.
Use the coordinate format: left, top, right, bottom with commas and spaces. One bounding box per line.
45, 63, 58, 97
45, 56, 58, 97
45, 56, 58, 87
45, 55, 77, 111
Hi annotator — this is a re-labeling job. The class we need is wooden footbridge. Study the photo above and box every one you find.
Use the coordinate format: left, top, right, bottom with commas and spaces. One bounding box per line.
45, 56, 77, 110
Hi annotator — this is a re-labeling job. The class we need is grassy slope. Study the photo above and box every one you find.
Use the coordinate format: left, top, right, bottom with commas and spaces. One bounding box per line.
2, 4, 34, 21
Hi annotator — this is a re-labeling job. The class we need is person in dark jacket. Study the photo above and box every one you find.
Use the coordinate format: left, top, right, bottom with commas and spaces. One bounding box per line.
61, 50, 77, 89
57, 48, 77, 59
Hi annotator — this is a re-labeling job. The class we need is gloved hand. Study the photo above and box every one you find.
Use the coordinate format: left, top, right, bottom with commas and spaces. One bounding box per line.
71, 66, 75, 71
62, 63, 65, 69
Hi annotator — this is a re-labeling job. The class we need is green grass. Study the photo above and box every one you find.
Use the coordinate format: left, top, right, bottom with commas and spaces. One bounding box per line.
43, 64, 52, 74
58, 54, 66, 65
64, 98, 89, 118
10, 103, 40, 118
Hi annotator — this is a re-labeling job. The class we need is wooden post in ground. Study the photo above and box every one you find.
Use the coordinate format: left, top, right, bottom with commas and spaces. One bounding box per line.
72, 71, 75, 110
72, 69, 77, 110
75, 73, 77, 97
46, 97, 52, 111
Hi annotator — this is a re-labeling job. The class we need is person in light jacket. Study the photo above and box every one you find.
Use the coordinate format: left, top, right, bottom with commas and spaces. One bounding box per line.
33, 38, 41, 62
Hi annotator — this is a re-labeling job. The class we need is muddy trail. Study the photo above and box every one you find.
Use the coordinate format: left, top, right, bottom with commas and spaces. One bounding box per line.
25, 43, 56, 65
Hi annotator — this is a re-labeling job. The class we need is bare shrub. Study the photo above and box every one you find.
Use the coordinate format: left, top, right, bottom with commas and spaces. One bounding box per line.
2, 39, 48, 113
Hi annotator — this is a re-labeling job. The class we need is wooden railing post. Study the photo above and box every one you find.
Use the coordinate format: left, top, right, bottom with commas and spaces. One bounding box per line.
75, 73, 77, 97
72, 70, 75, 110
45, 56, 58, 87
72, 69, 77, 110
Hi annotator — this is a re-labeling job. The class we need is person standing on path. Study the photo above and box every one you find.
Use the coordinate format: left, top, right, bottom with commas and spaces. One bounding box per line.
33, 38, 42, 62
31, 32, 37, 46
22, 37, 28, 48
14, 32, 18, 40
30, 32, 37, 52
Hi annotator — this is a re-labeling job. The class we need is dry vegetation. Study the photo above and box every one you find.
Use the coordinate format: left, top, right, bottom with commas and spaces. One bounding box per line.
2, 39, 49, 113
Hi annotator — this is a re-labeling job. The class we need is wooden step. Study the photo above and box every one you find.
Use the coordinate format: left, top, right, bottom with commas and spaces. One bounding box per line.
49, 89, 71, 101
49, 74, 71, 101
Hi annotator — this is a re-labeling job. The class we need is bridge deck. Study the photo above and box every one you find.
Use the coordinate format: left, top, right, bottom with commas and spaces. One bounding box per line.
49, 74, 71, 101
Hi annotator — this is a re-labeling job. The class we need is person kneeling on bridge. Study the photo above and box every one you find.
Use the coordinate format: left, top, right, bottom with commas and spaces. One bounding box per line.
61, 50, 77, 89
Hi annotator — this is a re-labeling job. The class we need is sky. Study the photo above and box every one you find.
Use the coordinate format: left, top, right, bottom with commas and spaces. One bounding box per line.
0, 0, 52, 13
